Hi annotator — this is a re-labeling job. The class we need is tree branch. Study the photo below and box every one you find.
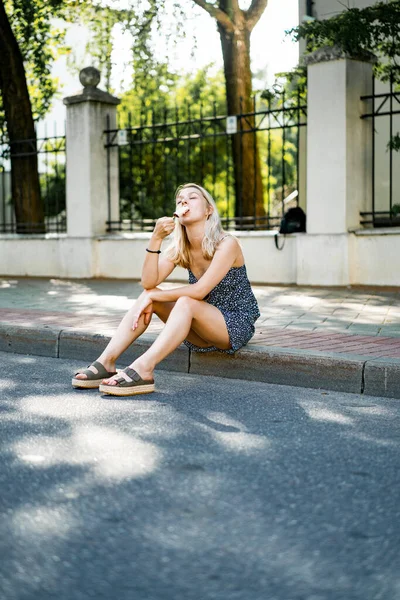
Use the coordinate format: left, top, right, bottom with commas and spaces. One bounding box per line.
192, 0, 234, 32
245, 0, 269, 32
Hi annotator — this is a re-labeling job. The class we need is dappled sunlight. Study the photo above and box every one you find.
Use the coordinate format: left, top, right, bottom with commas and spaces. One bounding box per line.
20, 394, 111, 419
66, 293, 133, 313
343, 404, 397, 417
11, 505, 75, 539
19, 395, 185, 440
343, 430, 398, 448
299, 405, 354, 425
208, 429, 271, 452
13, 425, 161, 482
0, 279, 18, 289
0, 378, 17, 392
273, 294, 322, 308
15, 356, 37, 364
49, 279, 92, 290
195, 411, 271, 453
205, 411, 245, 430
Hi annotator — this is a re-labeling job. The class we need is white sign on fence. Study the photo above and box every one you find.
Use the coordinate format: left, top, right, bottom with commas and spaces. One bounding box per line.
117, 129, 128, 146
226, 116, 237, 135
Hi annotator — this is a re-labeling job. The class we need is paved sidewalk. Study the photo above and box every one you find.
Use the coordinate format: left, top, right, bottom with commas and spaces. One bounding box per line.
1, 277, 400, 397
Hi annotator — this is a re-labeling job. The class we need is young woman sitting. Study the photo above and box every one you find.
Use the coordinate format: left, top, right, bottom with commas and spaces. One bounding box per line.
72, 183, 260, 396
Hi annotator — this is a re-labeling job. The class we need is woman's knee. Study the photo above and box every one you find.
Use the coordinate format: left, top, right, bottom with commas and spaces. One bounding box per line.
174, 296, 197, 313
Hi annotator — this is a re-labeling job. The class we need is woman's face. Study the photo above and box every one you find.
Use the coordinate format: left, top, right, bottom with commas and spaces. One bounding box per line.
175, 186, 212, 222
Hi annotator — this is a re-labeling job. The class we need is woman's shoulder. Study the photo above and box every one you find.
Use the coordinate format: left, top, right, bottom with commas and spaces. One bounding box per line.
215, 233, 244, 266
217, 232, 239, 246
217, 232, 242, 254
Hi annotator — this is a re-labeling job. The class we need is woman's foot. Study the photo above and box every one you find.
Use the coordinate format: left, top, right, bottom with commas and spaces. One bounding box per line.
75, 359, 116, 381
102, 359, 153, 386
72, 360, 117, 389
99, 365, 155, 396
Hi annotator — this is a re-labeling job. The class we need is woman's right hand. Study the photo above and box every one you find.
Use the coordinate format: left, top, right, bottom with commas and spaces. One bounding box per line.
153, 217, 175, 240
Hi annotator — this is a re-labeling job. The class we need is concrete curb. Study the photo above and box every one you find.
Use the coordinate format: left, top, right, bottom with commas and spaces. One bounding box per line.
0, 322, 400, 398
0, 324, 60, 358
190, 346, 366, 394
363, 358, 400, 399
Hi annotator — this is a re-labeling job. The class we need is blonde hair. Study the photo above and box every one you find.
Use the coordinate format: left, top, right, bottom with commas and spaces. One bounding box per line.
165, 183, 226, 269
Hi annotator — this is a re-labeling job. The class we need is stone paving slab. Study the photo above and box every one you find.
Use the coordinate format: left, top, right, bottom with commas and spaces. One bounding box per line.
1, 277, 400, 398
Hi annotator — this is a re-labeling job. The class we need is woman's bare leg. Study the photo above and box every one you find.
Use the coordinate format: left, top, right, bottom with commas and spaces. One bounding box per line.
75, 291, 158, 380
104, 296, 230, 384
152, 300, 217, 349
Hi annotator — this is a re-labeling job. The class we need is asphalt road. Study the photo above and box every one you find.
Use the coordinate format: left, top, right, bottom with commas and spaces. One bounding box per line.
0, 351, 399, 600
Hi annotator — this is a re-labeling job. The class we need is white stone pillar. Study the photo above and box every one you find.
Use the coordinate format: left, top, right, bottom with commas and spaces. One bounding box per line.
297, 47, 374, 285
63, 67, 120, 237
305, 47, 374, 234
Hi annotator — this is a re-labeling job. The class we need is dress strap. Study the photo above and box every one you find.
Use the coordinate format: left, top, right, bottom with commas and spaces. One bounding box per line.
218, 234, 231, 243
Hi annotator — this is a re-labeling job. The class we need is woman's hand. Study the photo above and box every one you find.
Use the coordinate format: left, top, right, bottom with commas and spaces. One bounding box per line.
132, 290, 153, 330
152, 217, 175, 241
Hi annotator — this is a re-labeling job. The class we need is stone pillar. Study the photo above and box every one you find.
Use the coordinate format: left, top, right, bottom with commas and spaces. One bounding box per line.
297, 47, 374, 286
305, 47, 374, 234
63, 67, 120, 237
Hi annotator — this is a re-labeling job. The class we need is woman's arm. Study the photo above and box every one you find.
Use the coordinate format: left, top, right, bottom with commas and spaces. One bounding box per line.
141, 217, 176, 289
148, 236, 240, 302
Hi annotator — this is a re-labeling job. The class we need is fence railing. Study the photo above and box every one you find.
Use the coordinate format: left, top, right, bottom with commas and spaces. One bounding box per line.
0, 125, 66, 234
360, 77, 400, 227
104, 92, 307, 232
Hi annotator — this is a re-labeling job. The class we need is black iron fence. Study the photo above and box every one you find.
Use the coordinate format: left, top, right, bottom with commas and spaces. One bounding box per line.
360, 77, 400, 227
104, 91, 307, 232
0, 125, 66, 233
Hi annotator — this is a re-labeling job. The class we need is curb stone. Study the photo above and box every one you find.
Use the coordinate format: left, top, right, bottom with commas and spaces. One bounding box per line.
189, 345, 366, 394
1, 322, 400, 398
0, 324, 60, 358
363, 358, 400, 399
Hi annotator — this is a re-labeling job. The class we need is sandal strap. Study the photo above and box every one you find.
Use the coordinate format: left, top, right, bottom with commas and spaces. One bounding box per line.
75, 361, 116, 380
111, 367, 154, 387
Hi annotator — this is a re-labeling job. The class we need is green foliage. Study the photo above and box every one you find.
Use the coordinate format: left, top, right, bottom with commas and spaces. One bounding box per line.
388, 133, 400, 152
0, 0, 78, 123
285, 1, 400, 154
117, 65, 232, 222
262, 66, 307, 104
41, 162, 65, 218
115, 63, 300, 223
288, 0, 400, 85
72, 1, 188, 97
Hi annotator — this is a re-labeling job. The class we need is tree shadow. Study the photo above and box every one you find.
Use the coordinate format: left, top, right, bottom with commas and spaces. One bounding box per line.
1, 353, 399, 600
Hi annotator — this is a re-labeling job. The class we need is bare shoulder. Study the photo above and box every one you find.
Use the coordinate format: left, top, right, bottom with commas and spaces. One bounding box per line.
218, 233, 239, 249
216, 234, 244, 265
218, 231, 239, 248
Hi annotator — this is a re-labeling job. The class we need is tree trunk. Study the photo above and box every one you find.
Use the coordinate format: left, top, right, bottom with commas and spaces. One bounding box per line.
0, 0, 44, 233
218, 19, 264, 228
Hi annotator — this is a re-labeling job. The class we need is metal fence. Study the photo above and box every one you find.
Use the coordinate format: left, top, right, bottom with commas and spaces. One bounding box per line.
0, 125, 66, 234
104, 91, 307, 232
360, 77, 400, 227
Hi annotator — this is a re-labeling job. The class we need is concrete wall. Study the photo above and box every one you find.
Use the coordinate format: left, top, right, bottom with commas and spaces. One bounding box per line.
1, 231, 398, 286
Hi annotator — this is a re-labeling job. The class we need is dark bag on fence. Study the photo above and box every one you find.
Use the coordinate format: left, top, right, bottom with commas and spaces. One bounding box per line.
274, 206, 306, 250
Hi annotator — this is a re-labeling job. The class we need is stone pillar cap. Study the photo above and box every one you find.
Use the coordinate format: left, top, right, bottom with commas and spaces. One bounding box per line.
303, 45, 377, 66
63, 66, 120, 106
